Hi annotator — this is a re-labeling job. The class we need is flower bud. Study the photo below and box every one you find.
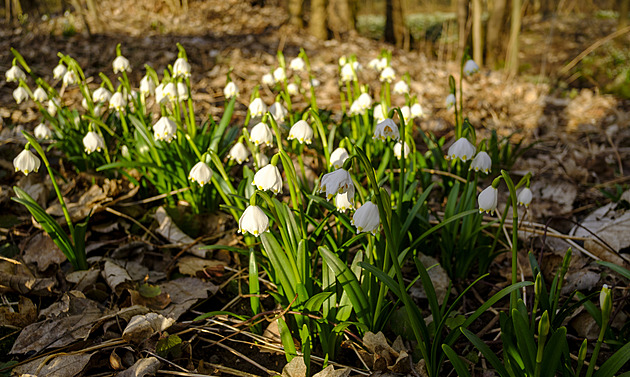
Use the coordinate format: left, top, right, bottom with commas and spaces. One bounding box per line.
600, 284, 612, 322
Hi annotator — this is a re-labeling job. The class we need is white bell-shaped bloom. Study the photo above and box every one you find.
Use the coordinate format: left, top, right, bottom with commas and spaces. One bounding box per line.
356, 92, 372, 111
445, 93, 456, 109
330, 147, 349, 169
373, 118, 400, 141
173, 58, 191, 78
109, 92, 127, 112
309, 78, 320, 88
368, 58, 382, 71
262, 73, 275, 86
163, 82, 177, 102
256, 152, 270, 168
340, 63, 355, 82
223, 81, 239, 99
249, 122, 273, 146
238, 205, 269, 237
349, 101, 362, 116
469, 151, 492, 173
289, 57, 306, 72
287, 83, 299, 95
319, 168, 354, 200
378, 57, 388, 70
269, 102, 288, 123
153, 116, 178, 143
62, 70, 77, 86
248, 98, 267, 118
400, 106, 411, 123
288, 120, 313, 144
13, 149, 41, 175
373, 104, 387, 122
177, 82, 189, 100
6, 65, 26, 82
81, 97, 89, 110
379, 66, 396, 83
478, 186, 498, 214
140, 75, 155, 96
411, 103, 424, 119
394, 141, 410, 160
83, 131, 105, 154
32, 87, 47, 102
446, 137, 476, 162
252, 164, 283, 194
352, 202, 380, 235
393, 80, 409, 95
273, 67, 286, 82
121, 145, 130, 159
338, 56, 347, 66
517, 187, 533, 207
463, 59, 480, 76
188, 161, 213, 186
112, 55, 130, 73
93, 87, 112, 103
34, 123, 53, 140
352, 61, 362, 72
47, 98, 60, 116
53, 64, 67, 80
335, 191, 354, 212
13, 87, 28, 104
228, 142, 249, 164
155, 83, 166, 104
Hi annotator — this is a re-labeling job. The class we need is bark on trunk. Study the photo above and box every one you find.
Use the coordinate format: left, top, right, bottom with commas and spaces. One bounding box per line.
619, 0, 630, 29
456, 0, 469, 62
506, 0, 522, 75
385, 0, 406, 47
288, 0, 304, 28
472, 0, 483, 66
309, 0, 328, 40
486, 0, 507, 67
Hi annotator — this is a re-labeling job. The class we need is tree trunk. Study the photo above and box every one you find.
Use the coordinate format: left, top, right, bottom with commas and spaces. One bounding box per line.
385, 0, 405, 47
456, 0, 469, 62
506, 0, 522, 76
486, 0, 507, 68
619, 0, 630, 29
288, 0, 303, 28
472, 0, 483, 65
309, 0, 328, 40
328, 0, 355, 37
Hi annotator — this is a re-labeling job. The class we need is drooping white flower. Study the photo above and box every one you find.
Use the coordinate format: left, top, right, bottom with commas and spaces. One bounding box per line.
83, 131, 105, 154
393, 80, 409, 95
273, 67, 286, 82
368, 58, 382, 71
340, 63, 356, 82
93, 87, 112, 103
34, 123, 53, 140
262, 73, 275, 86
469, 151, 492, 173
352, 202, 380, 235
13, 87, 28, 104
319, 168, 354, 200
6, 65, 26, 82
228, 142, 249, 164
256, 152, 269, 168
140, 75, 155, 96
249, 122, 273, 146
378, 57, 388, 70
81, 96, 88, 110
248, 98, 267, 118
463, 59, 480, 76
32, 87, 47, 102
379, 66, 396, 83
352, 61, 362, 72
287, 83, 299, 95
289, 57, 306, 72
13, 149, 41, 175
330, 147, 349, 169
394, 141, 410, 160
478, 186, 498, 214
335, 191, 354, 212
153, 116, 178, 143
356, 92, 372, 110
188, 161, 213, 186
288, 120, 314, 144
223, 81, 239, 99
411, 103, 424, 119
53, 64, 67, 80
109, 92, 127, 112
47, 98, 60, 116
163, 82, 177, 102
112, 55, 131, 73
400, 106, 411, 123
373, 118, 400, 141
446, 137, 476, 162
269, 102, 288, 123
252, 164, 283, 194
309, 78, 320, 88
238, 205, 269, 237
445, 93, 456, 109
177, 82, 189, 100
155, 83, 166, 104
517, 187, 533, 207
373, 104, 387, 122
173, 57, 191, 78
62, 70, 77, 86
338, 56, 347, 66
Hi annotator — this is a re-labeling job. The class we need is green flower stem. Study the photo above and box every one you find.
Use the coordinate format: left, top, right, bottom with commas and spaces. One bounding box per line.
310, 110, 330, 164
267, 116, 300, 209
362, 112, 370, 139
458, 65, 464, 136
184, 133, 203, 161
119, 111, 130, 138
345, 81, 354, 109
185, 78, 196, 138
207, 151, 239, 207
384, 81, 391, 110
585, 318, 608, 377
395, 107, 407, 218
500, 170, 520, 310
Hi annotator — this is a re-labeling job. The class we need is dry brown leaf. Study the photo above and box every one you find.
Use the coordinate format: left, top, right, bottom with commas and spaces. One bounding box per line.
129, 289, 171, 310
177, 256, 225, 276
102, 260, 133, 294
282, 356, 307, 377
409, 254, 449, 305
13, 352, 94, 377
0, 295, 37, 328
122, 313, 175, 344
312, 365, 351, 377
21, 233, 66, 271
117, 357, 161, 377
156, 277, 218, 320
66, 268, 100, 292
0, 270, 57, 296
155, 206, 209, 258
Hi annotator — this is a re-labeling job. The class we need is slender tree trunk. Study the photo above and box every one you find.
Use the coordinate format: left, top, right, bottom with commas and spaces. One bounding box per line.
456, 0, 469, 62
472, 0, 483, 65
486, 0, 507, 67
288, 0, 304, 28
328, 0, 354, 37
309, 0, 328, 40
619, 0, 630, 29
385, 0, 405, 47
506, 0, 522, 75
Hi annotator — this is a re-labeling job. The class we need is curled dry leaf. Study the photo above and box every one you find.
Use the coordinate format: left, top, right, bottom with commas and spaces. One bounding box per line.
155, 206, 208, 258
117, 357, 161, 377
156, 277, 218, 320
282, 356, 307, 377
102, 259, 133, 294
177, 255, 225, 276
21, 233, 66, 271
122, 312, 175, 344
13, 352, 94, 377
361, 332, 411, 372
0, 270, 57, 296
0, 295, 37, 328
312, 365, 351, 377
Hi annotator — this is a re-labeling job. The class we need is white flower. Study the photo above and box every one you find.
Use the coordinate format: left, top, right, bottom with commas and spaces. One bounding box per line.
338, 56, 347, 66
373, 118, 400, 141
368, 58, 382, 71
356, 92, 372, 110
469, 151, 492, 173
177, 82, 188, 100
238, 205, 269, 237
289, 57, 306, 72
228, 142, 249, 164
411, 103, 424, 119
250, 122, 273, 146
394, 141, 410, 160
93, 87, 112, 103
379, 66, 396, 83
83, 131, 105, 154
400, 106, 411, 123
163, 82, 177, 102
287, 83, 299, 95
153, 116, 178, 143
373, 104, 387, 122
309, 78, 320, 88
109, 92, 127, 112
112, 55, 130, 73
463, 59, 480, 76
256, 152, 269, 168
478, 186, 498, 214
13, 87, 28, 104
121, 145, 130, 159
445, 93, 456, 109
330, 147, 349, 169
155, 83, 166, 104
173, 57, 191, 78
248, 98, 267, 118
273, 67, 286, 82
378, 57, 388, 70
352, 61, 362, 72
13, 149, 41, 175
62, 70, 77, 86
446, 138, 476, 162
53, 64, 67, 80
6, 65, 26, 82
34, 123, 53, 140
188, 161, 213, 186
32, 87, 47, 102
517, 187, 533, 207
81, 97, 90, 110
340, 63, 355, 82
319, 168, 354, 200
393, 80, 409, 95
262, 73, 275, 86
269, 102, 288, 123
253, 164, 283, 194
47, 98, 60, 116
223, 81, 238, 99
288, 120, 313, 144
335, 191, 354, 212
140, 75, 155, 96
352, 202, 380, 235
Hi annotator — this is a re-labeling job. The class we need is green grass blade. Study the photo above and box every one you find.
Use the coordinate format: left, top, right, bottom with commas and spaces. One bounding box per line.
594, 341, 630, 377
461, 328, 511, 377
441, 344, 471, 377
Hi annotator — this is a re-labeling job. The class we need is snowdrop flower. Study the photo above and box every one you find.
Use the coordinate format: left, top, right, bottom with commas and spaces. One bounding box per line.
378, 57, 388, 70
34, 123, 53, 140
228, 142, 249, 164
32, 87, 47, 102
109, 92, 127, 112
517, 187, 533, 207
411, 103, 424, 119
13, 149, 41, 175
379, 66, 396, 83
112, 55, 130, 73
373, 104, 387, 122
352, 202, 380, 235
273, 67, 286, 82
393, 80, 409, 95
289, 57, 306, 72
47, 98, 60, 116
478, 186, 498, 214
53, 64, 67, 80
309, 78, 320, 88
335, 191, 354, 212
248, 98, 267, 118
13, 87, 28, 104
121, 145, 130, 159
287, 83, 299, 95
319, 168, 354, 200
238, 205, 269, 237
163, 82, 177, 102
352, 61, 362, 72
340, 63, 356, 82
93, 87, 112, 103
356, 92, 372, 111
173, 57, 191, 78
400, 106, 411, 123
250, 122, 273, 146
177, 82, 188, 100
269, 102, 288, 123
600, 284, 611, 318
446, 138, 476, 162
140, 75, 155, 96
188, 161, 213, 186
223, 81, 238, 99
288, 120, 313, 144
469, 151, 492, 173
81, 97, 89, 110
373, 118, 400, 141
338, 56, 347, 66
6, 65, 26, 82
349, 101, 362, 116
330, 147, 349, 169
262, 73, 275, 86
394, 141, 410, 160
445, 93, 456, 109
62, 70, 77, 86
153, 116, 178, 143
155, 83, 166, 104
368, 58, 382, 71
83, 131, 105, 154
256, 152, 269, 167
252, 164, 283, 194
463, 59, 480, 76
